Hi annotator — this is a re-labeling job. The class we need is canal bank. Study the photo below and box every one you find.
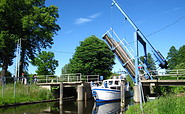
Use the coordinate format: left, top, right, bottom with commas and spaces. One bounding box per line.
0, 84, 54, 107
126, 94, 185, 114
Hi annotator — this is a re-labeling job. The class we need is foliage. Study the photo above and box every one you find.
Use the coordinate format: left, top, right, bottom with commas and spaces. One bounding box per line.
126, 95, 185, 114
140, 53, 156, 70
31, 51, 59, 75
167, 45, 185, 69
126, 75, 135, 88
63, 35, 115, 79
155, 86, 185, 96
61, 64, 71, 74
0, 0, 60, 77
0, 84, 54, 106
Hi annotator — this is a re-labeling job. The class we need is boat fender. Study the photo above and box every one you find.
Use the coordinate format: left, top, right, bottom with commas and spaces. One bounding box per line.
92, 90, 97, 97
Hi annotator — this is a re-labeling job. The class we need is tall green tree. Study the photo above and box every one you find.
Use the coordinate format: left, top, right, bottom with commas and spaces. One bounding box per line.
140, 53, 156, 70
0, 0, 23, 77
0, 32, 17, 76
31, 51, 58, 75
0, 0, 60, 77
66, 35, 115, 78
166, 46, 178, 69
61, 63, 71, 74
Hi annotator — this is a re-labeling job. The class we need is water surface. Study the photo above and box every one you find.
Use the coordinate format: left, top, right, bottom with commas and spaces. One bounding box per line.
0, 98, 133, 114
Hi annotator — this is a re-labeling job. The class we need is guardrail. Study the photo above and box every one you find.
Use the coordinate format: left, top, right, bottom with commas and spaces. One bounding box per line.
35, 73, 100, 83
149, 69, 185, 80
0, 73, 100, 84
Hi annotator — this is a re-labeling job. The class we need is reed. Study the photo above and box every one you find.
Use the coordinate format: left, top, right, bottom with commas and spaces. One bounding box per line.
0, 84, 54, 106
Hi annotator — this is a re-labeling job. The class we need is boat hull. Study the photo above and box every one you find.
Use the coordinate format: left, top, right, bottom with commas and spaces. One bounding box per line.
92, 88, 121, 102
92, 87, 132, 102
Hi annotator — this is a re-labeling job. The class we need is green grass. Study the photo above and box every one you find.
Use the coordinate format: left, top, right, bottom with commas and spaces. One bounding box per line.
0, 84, 54, 106
126, 95, 185, 114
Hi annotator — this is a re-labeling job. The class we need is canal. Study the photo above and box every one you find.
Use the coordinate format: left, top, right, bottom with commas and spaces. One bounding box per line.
0, 98, 133, 114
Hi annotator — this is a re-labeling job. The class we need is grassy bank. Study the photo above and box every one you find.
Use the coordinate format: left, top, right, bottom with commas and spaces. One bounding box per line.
0, 84, 54, 106
126, 94, 185, 114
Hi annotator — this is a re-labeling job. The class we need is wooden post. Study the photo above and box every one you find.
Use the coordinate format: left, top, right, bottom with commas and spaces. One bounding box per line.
121, 80, 125, 108
60, 82, 63, 105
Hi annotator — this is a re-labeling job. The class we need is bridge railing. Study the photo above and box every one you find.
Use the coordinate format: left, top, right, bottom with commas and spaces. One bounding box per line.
59, 73, 82, 82
36, 75, 59, 83
150, 69, 185, 80
80, 75, 100, 82
36, 73, 100, 83
0, 73, 100, 84
59, 73, 99, 82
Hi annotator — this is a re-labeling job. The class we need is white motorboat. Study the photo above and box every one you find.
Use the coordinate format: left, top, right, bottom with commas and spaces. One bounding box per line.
91, 78, 132, 102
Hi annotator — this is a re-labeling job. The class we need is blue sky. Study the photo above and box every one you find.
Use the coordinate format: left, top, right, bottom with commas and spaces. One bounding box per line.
9, 0, 185, 75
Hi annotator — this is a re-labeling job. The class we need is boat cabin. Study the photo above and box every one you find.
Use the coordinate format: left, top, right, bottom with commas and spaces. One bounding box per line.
102, 79, 126, 90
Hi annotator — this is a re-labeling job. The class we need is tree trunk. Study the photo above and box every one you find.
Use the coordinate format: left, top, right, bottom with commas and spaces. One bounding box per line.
1, 60, 8, 77
19, 47, 26, 76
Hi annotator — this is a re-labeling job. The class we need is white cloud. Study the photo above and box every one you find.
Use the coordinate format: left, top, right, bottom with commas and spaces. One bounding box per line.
89, 12, 101, 19
75, 18, 92, 25
74, 12, 101, 25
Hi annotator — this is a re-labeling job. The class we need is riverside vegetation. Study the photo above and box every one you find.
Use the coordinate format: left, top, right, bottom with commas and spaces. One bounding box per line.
0, 84, 54, 106
126, 94, 185, 114
126, 85, 185, 114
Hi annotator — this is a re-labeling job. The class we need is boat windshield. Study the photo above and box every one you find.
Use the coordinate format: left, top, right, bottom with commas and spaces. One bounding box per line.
109, 81, 113, 85
115, 81, 119, 85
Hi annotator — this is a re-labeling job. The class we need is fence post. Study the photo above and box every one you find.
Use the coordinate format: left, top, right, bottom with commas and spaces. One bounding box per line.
14, 77, 17, 98
59, 82, 63, 105
80, 74, 82, 81
67, 75, 69, 82
177, 70, 179, 80
1, 77, 4, 98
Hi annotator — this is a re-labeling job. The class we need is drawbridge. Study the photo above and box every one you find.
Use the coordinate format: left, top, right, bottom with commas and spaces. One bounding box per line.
103, 0, 174, 107
103, 33, 135, 80
103, 0, 168, 85
103, 34, 135, 78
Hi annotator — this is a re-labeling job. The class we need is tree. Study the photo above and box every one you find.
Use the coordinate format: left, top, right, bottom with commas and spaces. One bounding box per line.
65, 35, 115, 78
61, 63, 71, 74
166, 45, 185, 69
177, 45, 185, 63
31, 51, 59, 75
0, 0, 60, 77
0, 0, 23, 77
0, 31, 17, 77
166, 46, 178, 69
140, 53, 156, 70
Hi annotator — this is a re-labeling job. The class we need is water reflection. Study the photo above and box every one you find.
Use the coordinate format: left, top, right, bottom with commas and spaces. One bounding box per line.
92, 97, 132, 114
92, 102, 120, 114
0, 98, 133, 114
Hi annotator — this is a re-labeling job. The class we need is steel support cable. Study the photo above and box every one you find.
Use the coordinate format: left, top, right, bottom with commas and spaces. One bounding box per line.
146, 15, 185, 37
